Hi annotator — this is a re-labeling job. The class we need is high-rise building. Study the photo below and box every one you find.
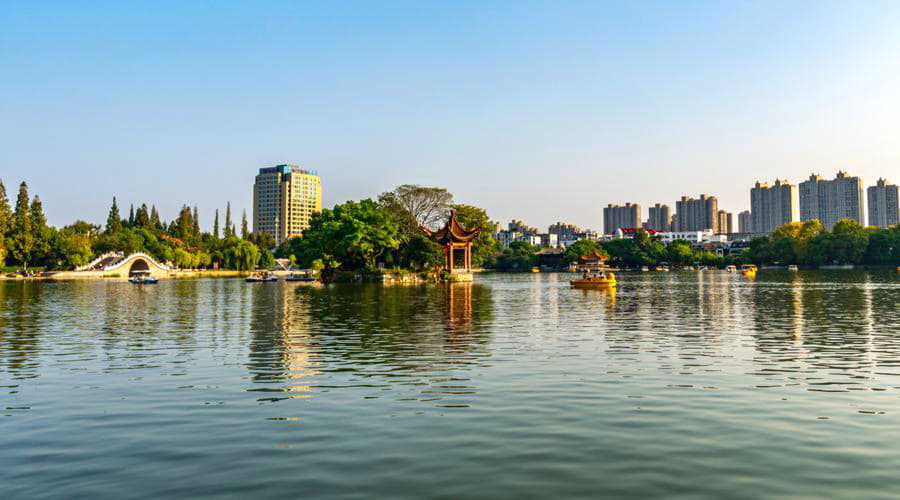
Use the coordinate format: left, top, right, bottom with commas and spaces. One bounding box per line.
253, 164, 322, 245
716, 210, 733, 235
674, 194, 718, 232
799, 171, 864, 228
750, 179, 799, 234
738, 211, 751, 233
548, 222, 583, 241
603, 203, 641, 234
868, 178, 900, 228
646, 203, 671, 231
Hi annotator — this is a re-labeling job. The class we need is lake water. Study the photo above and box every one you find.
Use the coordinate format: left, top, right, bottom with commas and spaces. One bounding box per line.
3, 271, 900, 499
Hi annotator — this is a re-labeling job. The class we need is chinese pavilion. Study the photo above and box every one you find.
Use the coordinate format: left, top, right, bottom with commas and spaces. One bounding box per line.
422, 211, 481, 273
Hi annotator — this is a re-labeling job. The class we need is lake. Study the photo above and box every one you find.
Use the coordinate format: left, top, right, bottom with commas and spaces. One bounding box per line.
3, 270, 900, 499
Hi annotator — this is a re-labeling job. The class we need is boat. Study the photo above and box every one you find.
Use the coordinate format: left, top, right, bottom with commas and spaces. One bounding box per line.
655, 266, 670, 272
246, 271, 278, 282
129, 271, 158, 284
285, 270, 317, 282
640, 266, 649, 272
698, 266, 709, 271
788, 265, 799, 272
571, 270, 617, 288
684, 266, 695, 271
531, 267, 540, 273
740, 264, 758, 276
725, 265, 737, 273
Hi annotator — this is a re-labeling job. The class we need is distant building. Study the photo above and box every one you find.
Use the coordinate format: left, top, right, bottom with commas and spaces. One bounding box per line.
508, 219, 539, 235
716, 210, 733, 235
738, 210, 751, 234
253, 164, 322, 245
548, 222, 582, 241
603, 203, 641, 234
674, 194, 718, 232
646, 203, 671, 231
867, 178, 900, 228
750, 179, 798, 234
799, 171, 865, 228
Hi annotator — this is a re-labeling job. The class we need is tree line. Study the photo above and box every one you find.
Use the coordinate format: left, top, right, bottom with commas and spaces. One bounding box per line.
0, 179, 275, 271
747, 219, 900, 266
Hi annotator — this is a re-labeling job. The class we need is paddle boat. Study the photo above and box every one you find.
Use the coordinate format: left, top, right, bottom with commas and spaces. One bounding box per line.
725, 265, 737, 273
571, 270, 617, 288
531, 267, 541, 273
788, 265, 799, 272
740, 264, 758, 277
129, 270, 158, 285
246, 271, 278, 282
285, 270, 317, 282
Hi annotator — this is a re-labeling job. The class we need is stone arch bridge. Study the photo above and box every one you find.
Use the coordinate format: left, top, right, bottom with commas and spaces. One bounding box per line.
75, 252, 171, 277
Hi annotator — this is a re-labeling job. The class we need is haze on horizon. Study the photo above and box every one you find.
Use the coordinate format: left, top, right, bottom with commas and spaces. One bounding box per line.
3, 0, 900, 231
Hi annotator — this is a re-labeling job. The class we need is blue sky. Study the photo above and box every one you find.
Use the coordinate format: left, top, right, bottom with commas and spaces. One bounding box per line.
3, 1, 900, 230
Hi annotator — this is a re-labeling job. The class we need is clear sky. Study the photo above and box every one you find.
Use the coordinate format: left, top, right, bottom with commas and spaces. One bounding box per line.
3, 0, 900, 231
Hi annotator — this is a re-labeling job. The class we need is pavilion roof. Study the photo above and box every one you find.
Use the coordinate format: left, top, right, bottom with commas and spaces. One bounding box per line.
422, 210, 481, 244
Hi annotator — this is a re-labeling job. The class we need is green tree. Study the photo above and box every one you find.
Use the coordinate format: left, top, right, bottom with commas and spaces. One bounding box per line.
258, 248, 276, 269
192, 206, 200, 240
150, 205, 162, 229
9, 182, 33, 265
564, 240, 606, 263
828, 219, 869, 264
53, 221, 97, 268
224, 202, 233, 238
30, 195, 52, 265
213, 209, 220, 240
106, 197, 122, 234
135, 203, 150, 228
0, 179, 12, 235
492, 241, 538, 271
128, 204, 135, 226
241, 210, 249, 240
450, 204, 498, 268
665, 240, 695, 266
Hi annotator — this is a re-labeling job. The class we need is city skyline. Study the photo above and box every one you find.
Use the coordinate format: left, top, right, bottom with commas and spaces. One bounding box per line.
4, 1, 900, 230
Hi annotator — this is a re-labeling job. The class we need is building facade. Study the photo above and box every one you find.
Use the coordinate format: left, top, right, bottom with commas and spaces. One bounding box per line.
867, 178, 900, 228
716, 210, 733, 235
674, 194, 718, 233
646, 203, 671, 232
252, 165, 322, 245
738, 210, 751, 234
750, 179, 799, 234
799, 171, 865, 228
603, 203, 641, 234
548, 222, 582, 241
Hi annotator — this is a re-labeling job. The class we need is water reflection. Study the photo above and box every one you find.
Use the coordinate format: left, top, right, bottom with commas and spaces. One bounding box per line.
244, 282, 494, 408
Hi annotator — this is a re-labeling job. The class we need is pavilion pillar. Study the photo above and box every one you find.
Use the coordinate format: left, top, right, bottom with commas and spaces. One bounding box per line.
448, 246, 453, 272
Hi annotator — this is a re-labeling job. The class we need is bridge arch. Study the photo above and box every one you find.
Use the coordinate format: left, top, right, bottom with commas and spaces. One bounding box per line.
128, 258, 151, 276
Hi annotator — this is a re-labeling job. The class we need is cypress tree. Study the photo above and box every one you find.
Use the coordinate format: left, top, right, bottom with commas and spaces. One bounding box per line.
128, 204, 135, 226
213, 209, 220, 240
192, 206, 200, 238
224, 202, 233, 238
10, 182, 33, 265
241, 210, 249, 240
150, 205, 162, 229
0, 179, 12, 235
30, 195, 50, 264
135, 204, 150, 228
106, 197, 122, 233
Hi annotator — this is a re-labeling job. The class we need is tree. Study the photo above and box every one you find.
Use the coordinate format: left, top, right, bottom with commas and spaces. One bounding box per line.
450, 204, 498, 268
9, 182, 33, 265
135, 203, 150, 228
380, 185, 453, 230
289, 199, 400, 270
828, 219, 869, 264
106, 197, 122, 234
128, 204, 135, 226
150, 205, 162, 229
564, 240, 605, 263
53, 221, 97, 268
192, 206, 200, 239
665, 240, 695, 266
30, 195, 52, 265
241, 210, 249, 239
173, 205, 193, 244
213, 209, 220, 240
492, 241, 538, 271
258, 248, 276, 269
0, 179, 11, 235
224, 202, 233, 238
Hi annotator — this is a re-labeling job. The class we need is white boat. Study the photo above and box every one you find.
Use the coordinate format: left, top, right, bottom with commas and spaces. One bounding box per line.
285, 270, 317, 282
129, 270, 158, 284
788, 265, 799, 272
246, 271, 278, 282
725, 265, 737, 273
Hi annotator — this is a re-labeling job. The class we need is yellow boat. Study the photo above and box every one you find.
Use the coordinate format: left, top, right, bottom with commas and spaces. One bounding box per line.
531, 267, 540, 273
571, 270, 617, 288
740, 264, 758, 276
